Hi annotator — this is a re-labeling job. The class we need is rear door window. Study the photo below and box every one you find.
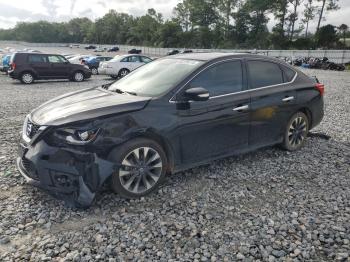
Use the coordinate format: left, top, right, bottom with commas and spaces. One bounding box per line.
247, 60, 284, 89
140, 56, 152, 63
47, 55, 65, 63
187, 60, 244, 97
28, 54, 47, 63
130, 56, 141, 63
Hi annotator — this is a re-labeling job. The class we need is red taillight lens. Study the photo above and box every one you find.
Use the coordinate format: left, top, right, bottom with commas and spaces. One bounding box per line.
315, 83, 325, 96
11, 62, 16, 70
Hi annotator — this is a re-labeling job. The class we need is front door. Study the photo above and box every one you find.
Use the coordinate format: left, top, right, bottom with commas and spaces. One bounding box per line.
175, 60, 250, 164
47, 55, 70, 78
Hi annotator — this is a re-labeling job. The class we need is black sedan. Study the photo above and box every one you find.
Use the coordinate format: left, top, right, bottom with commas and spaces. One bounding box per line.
108, 46, 120, 52
167, 49, 180, 56
85, 45, 96, 50
17, 53, 324, 207
128, 48, 142, 54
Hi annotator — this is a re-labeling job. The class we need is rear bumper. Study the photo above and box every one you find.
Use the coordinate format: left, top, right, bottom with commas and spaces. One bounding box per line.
17, 139, 115, 207
8, 70, 18, 79
310, 97, 324, 129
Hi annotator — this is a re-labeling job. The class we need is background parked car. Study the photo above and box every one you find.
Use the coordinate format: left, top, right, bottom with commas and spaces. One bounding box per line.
181, 49, 193, 54
167, 50, 180, 56
108, 46, 120, 52
94, 46, 107, 52
69, 54, 93, 64
98, 54, 152, 79
85, 45, 96, 50
0, 54, 11, 73
83, 56, 113, 75
8, 52, 92, 84
128, 48, 142, 54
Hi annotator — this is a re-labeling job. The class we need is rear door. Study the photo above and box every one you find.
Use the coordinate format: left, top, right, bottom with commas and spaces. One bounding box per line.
246, 59, 298, 146
27, 54, 50, 77
175, 60, 250, 164
129, 55, 144, 70
47, 55, 70, 78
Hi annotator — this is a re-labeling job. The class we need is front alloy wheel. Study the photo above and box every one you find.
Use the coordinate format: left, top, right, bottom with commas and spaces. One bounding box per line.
119, 147, 162, 194
73, 71, 84, 82
282, 112, 309, 151
109, 138, 167, 198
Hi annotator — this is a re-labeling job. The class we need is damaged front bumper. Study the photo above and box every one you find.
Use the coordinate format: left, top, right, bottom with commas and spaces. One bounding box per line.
16, 139, 116, 207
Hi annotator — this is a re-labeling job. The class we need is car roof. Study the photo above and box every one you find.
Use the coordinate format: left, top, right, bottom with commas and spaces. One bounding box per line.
169, 52, 281, 62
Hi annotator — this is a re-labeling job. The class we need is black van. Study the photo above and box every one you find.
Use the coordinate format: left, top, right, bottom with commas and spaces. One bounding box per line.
8, 52, 92, 84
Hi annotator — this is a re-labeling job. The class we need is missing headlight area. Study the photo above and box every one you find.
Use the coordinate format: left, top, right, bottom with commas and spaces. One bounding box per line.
17, 139, 116, 207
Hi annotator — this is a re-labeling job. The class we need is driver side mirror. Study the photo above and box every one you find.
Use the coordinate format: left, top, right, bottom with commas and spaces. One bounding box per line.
184, 87, 209, 102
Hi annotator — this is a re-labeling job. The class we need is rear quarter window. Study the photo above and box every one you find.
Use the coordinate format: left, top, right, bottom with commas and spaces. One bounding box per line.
28, 54, 47, 63
247, 60, 284, 89
281, 65, 297, 82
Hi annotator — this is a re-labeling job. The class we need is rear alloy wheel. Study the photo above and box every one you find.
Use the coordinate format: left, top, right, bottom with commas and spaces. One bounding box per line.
118, 68, 130, 78
109, 138, 167, 198
91, 67, 98, 75
21, 72, 34, 84
73, 71, 84, 82
282, 112, 309, 151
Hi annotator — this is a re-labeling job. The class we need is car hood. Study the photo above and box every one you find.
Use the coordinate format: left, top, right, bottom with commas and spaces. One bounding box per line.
31, 87, 151, 126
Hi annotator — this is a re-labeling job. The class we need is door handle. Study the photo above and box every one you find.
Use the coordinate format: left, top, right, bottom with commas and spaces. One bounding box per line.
282, 96, 295, 102
233, 105, 249, 112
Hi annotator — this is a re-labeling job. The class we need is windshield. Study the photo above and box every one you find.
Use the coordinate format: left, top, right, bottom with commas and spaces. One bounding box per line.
108, 58, 204, 97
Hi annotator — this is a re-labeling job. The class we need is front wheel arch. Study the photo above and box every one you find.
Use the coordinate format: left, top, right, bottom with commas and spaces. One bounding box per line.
107, 131, 174, 174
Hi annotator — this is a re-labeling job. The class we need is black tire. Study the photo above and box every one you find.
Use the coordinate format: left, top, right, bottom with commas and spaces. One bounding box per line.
108, 138, 168, 199
20, 72, 34, 84
281, 112, 309, 151
91, 67, 98, 75
72, 71, 84, 82
118, 68, 130, 78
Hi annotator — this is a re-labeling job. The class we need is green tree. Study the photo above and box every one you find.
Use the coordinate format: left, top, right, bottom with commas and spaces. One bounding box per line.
338, 24, 348, 46
158, 21, 184, 47
315, 24, 338, 48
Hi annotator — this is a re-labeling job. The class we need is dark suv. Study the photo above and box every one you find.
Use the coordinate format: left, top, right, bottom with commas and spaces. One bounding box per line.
17, 53, 324, 207
8, 53, 92, 84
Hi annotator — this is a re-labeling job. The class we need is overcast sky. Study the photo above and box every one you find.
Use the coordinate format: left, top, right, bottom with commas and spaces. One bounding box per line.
0, 0, 349, 33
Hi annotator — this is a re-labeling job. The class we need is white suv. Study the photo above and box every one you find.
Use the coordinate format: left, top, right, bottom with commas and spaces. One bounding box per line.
98, 54, 153, 79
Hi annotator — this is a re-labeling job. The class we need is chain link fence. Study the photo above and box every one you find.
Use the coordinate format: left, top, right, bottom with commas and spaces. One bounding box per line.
1, 41, 349, 63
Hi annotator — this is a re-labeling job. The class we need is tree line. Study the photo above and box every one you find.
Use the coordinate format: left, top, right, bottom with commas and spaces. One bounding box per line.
0, 0, 348, 50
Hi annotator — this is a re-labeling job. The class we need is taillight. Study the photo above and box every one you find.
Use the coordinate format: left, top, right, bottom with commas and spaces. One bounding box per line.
315, 83, 325, 96
11, 62, 16, 70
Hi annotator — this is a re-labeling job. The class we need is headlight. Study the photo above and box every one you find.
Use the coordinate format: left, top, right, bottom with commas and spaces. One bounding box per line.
55, 128, 100, 145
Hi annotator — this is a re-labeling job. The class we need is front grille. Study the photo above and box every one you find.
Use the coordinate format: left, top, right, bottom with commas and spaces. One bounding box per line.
21, 157, 39, 180
26, 119, 41, 139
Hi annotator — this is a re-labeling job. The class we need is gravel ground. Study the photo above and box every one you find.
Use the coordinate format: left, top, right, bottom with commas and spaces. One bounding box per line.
0, 69, 349, 262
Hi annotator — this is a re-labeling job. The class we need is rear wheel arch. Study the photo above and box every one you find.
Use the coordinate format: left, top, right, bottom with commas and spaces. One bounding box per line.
297, 107, 313, 128
21, 70, 37, 79
20, 71, 36, 84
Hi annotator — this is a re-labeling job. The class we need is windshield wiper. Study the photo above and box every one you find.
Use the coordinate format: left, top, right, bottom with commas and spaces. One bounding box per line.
112, 88, 137, 96
124, 91, 137, 96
